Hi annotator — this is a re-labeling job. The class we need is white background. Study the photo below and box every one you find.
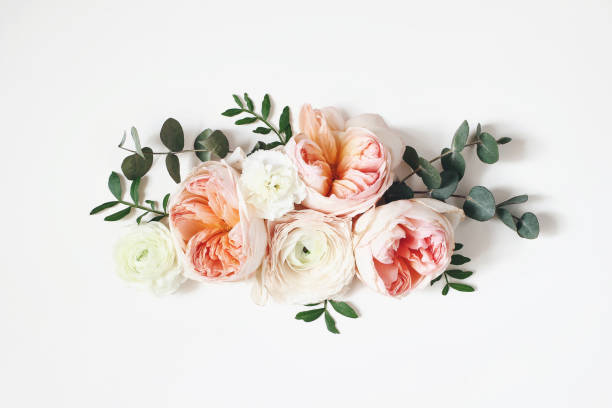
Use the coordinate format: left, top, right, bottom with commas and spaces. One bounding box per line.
1, 0, 611, 406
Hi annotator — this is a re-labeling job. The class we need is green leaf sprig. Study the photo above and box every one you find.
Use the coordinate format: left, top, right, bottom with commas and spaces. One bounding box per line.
430, 243, 476, 295
90, 172, 170, 223
295, 299, 358, 334
118, 120, 230, 184
222, 93, 293, 148
394, 121, 539, 239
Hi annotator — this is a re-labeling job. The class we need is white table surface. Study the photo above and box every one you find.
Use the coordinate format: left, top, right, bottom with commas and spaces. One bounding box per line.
1, 0, 611, 406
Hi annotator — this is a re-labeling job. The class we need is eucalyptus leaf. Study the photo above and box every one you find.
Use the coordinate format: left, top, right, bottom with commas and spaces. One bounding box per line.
442, 284, 449, 296
121, 147, 153, 180
201, 130, 229, 158
108, 171, 122, 200
130, 127, 144, 158
160, 118, 184, 152
417, 158, 441, 189
464, 186, 496, 221
104, 207, 131, 221
232, 94, 243, 108
451, 254, 471, 265
441, 148, 466, 179
431, 170, 459, 200
451, 120, 469, 152
162, 193, 170, 212
295, 308, 325, 322
517, 212, 539, 239
477, 132, 499, 164
90, 201, 119, 215
235, 116, 258, 125
497, 137, 512, 145
166, 153, 181, 183
324, 310, 340, 334
496, 207, 517, 231
497, 195, 528, 207
194, 129, 213, 162
253, 127, 272, 134
118, 130, 127, 148
475, 123, 481, 139
384, 182, 414, 203
130, 178, 140, 204
449, 283, 475, 292
329, 300, 358, 318
261, 94, 271, 119
446, 270, 473, 279
244, 93, 254, 111
222, 108, 243, 117
402, 146, 419, 169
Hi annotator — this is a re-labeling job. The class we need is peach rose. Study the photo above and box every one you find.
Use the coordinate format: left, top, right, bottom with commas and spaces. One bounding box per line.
285, 104, 402, 218
169, 156, 266, 282
353, 198, 464, 297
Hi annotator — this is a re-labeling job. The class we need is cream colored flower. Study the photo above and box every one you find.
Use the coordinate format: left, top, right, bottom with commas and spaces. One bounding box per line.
239, 149, 306, 220
252, 209, 355, 305
114, 222, 185, 295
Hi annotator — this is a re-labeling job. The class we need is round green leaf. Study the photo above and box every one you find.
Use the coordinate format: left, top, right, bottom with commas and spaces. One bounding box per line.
451, 120, 469, 152
166, 153, 181, 184
477, 132, 499, 164
417, 157, 441, 189
121, 147, 153, 180
496, 207, 517, 231
108, 171, 122, 200
402, 146, 419, 169
517, 212, 539, 239
194, 129, 213, 162
384, 182, 414, 203
441, 148, 466, 179
464, 186, 496, 221
160, 118, 184, 152
497, 195, 528, 207
201, 130, 229, 158
431, 170, 459, 200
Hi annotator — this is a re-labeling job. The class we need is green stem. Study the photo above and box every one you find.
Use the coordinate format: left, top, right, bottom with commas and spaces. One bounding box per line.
119, 146, 232, 155
119, 200, 167, 216
401, 141, 480, 182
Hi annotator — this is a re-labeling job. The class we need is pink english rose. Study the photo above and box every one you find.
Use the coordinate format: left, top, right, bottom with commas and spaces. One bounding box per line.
353, 198, 464, 297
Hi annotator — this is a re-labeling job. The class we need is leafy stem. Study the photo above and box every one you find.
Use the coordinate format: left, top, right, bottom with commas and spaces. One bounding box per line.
238, 107, 284, 142
401, 140, 479, 182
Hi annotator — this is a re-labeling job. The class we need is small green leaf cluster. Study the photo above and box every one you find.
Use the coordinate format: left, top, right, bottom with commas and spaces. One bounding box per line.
430, 243, 476, 295
295, 299, 358, 334
90, 172, 170, 223
222, 93, 293, 148
120, 119, 229, 184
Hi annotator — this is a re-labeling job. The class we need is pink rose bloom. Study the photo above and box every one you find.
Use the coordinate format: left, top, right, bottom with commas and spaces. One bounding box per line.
169, 157, 266, 282
285, 104, 403, 218
353, 198, 464, 297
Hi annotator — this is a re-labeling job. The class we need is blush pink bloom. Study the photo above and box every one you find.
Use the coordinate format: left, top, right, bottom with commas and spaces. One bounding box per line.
169, 157, 266, 282
353, 198, 464, 297
285, 104, 402, 218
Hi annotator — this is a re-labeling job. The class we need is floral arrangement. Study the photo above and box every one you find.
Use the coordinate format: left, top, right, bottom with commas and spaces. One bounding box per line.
91, 93, 540, 333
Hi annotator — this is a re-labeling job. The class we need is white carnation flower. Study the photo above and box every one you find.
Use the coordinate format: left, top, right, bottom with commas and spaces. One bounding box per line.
239, 149, 306, 220
114, 222, 185, 295
252, 210, 355, 305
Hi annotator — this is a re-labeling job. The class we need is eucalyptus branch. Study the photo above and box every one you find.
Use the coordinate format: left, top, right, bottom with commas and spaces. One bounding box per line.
401, 141, 480, 182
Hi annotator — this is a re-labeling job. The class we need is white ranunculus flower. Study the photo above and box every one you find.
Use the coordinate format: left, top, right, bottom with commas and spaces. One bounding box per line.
252, 209, 355, 305
239, 149, 306, 220
114, 222, 185, 295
